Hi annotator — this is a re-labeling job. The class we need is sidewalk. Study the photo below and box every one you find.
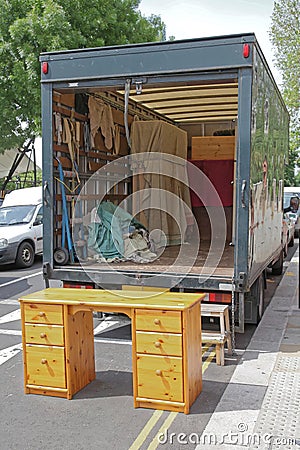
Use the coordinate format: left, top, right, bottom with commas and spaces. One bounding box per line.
195, 248, 299, 450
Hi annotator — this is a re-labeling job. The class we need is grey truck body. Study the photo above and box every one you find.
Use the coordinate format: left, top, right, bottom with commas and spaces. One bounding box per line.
40, 34, 289, 331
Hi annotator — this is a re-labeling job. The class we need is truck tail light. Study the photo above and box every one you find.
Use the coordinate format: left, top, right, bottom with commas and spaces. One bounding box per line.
63, 282, 94, 289
207, 292, 231, 303
243, 44, 250, 58
42, 62, 49, 74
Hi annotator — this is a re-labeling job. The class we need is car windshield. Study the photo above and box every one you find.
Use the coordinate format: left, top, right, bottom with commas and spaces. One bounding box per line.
0, 205, 36, 225
284, 193, 300, 210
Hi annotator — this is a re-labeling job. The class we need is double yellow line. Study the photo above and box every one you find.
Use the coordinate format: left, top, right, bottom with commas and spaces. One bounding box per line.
129, 346, 215, 450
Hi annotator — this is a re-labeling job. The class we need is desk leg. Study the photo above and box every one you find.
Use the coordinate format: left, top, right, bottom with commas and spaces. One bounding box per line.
131, 309, 138, 408
65, 307, 96, 399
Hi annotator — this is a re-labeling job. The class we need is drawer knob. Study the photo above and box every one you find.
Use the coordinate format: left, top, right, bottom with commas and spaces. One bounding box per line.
39, 312, 45, 317
40, 333, 47, 339
155, 341, 161, 348
155, 369, 162, 376
154, 319, 160, 325
41, 359, 47, 365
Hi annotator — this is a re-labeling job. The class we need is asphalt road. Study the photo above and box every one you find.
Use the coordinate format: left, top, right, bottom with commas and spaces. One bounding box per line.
0, 244, 297, 450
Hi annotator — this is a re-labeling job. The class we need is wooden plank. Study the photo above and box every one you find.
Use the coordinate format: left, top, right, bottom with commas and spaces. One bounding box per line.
191, 136, 235, 160
183, 301, 202, 413
132, 308, 138, 408
135, 309, 182, 333
135, 397, 185, 412
136, 331, 182, 356
53, 143, 85, 157
24, 303, 63, 325
53, 93, 75, 108
20, 289, 204, 310
26, 345, 66, 388
86, 150, 119, 161
65, 309, 95, 398
20, 303, 29, 394
52, 104, 87, 122
26, 386, 68, 398
53, 156, 73, 170
136, 354, 183, 402
55, 194, 127, 202
25, 324, 64, 346
88, 161, 105, 172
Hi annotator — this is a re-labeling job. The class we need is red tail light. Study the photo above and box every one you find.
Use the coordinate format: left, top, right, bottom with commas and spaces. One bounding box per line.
42, 62, 49, 74
63, 282, 94, 289
208, 293, 231, 303
243, 44, 250, 58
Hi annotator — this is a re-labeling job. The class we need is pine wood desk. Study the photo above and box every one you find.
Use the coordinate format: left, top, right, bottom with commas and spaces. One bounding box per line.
19, 288, 204, 414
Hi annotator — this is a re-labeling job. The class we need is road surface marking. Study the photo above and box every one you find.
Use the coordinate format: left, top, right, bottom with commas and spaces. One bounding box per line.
147, 412, 178, 450
0, 329, 22, 336
94, 337, 131, 345
0, 343, 22, 366
0, 309, 20, 324
93, 320, 119, 335
146, 350, 216, 450
128, 347, 216, 450
0, 270, 43, 288
129, 410, 163, 450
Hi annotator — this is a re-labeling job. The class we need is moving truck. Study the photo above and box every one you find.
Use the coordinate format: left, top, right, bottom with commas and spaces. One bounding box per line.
40, 33, 289, 332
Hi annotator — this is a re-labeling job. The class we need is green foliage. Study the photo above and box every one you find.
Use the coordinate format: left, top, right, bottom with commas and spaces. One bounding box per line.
0, 170, 42, 192
270, 0, 300, 184
0, 0, 166, 153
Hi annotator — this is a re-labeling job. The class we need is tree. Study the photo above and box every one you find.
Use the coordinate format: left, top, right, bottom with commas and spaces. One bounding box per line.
0, 0, 166, 154
269, 0, 300, 186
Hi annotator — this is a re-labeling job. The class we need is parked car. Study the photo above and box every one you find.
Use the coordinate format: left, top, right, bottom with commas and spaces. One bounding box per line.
282, 211, 295, 254
284, 187, 300, 238
0, 187, 43, 267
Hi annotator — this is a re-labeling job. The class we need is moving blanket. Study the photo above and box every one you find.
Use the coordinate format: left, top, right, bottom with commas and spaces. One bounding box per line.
131, 120, 193, 247
88, 201, 156, 262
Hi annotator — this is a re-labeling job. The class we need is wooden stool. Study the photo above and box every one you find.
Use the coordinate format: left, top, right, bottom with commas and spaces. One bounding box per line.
201, 304, 232, 366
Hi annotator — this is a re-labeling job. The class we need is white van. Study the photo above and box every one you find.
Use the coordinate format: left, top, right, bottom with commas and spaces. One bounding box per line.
284, 186, 300, 238
0, 187, 43, 267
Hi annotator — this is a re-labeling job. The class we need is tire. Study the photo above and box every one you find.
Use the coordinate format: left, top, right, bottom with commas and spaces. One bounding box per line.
54, 247, 69, 265
16, 242, 35, 268
288, 234, 294, 247
256, 274, 265, 323
272, 250, 284, 276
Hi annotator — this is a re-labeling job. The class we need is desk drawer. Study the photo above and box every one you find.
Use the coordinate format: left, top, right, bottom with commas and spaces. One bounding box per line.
24, 304, 63, 325
26, 345, 66, 388
137, 354, 183, 402
136, 331, 182, 356
136, 309, 181, 333
25, 324, 64, 346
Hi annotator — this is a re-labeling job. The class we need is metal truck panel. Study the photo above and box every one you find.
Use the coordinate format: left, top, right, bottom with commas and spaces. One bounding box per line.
40, 34, 254, 83
248, 47, 289, 284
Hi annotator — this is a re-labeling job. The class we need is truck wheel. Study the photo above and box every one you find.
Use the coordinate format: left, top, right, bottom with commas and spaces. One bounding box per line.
16, 242, 35, 268
288, 234, 294, 247
256, 274, 265, 322
54, 247, 69, 265
272, 250, 283, 276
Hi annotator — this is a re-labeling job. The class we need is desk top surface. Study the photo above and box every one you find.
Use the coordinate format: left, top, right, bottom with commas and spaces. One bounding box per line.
19, 288, 204, 311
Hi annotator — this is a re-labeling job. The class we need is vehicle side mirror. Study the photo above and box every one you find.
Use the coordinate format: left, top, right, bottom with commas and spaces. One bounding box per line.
33, 217, 43, 226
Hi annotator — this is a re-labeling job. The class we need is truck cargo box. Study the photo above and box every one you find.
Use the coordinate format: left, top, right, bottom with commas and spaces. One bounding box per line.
40, 34, 289, 331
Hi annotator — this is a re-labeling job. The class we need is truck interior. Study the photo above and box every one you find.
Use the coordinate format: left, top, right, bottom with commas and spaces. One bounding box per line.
52, 76, 239, 285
